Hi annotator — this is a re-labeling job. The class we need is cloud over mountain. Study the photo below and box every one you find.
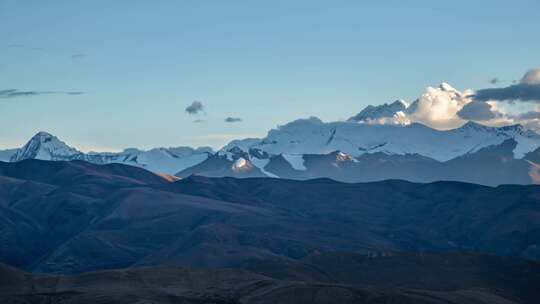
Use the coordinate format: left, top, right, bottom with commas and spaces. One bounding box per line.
406, 83, 470, 129
347, 70, 540, 132
457, 100, 501, 121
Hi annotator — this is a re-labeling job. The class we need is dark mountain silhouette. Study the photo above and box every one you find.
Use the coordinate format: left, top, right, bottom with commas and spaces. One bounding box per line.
2, 250, 540, 304
1, 159, 540, 274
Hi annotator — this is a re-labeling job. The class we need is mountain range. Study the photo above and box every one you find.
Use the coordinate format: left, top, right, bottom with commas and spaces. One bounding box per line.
0, 131, 213, 175
2, 83, 540, 185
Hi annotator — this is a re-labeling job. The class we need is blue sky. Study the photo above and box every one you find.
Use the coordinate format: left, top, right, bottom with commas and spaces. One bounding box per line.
1, 0, 539, 151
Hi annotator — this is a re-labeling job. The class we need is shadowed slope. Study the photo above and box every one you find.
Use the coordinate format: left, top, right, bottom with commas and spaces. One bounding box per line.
0, 260, 530, 304
1, 160, 540, 273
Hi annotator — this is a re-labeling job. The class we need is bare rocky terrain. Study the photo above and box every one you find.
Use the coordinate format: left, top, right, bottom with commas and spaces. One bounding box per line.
1, 159, 540, 303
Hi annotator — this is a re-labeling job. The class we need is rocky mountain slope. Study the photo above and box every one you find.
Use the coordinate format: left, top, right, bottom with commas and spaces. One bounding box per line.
1, 159, 539, 275
179, 137, 540, 186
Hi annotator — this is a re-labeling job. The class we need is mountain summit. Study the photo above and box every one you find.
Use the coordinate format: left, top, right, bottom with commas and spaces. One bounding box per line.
347, 99, 408, 122
4, 131, 213, 174
10, 131, 81, 162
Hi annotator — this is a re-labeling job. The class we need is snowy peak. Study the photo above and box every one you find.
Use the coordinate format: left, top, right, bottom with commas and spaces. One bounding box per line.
219, 118, 540, 162
458, 122, 531, 137
348, 99, 408, 122
348, 82, 462, 123
86, 146, 213, 174
457, 121, 494, 132
498, 124, 526, 134
5, 131, 214, 175
10, 132, 81, 162
438, 82, 460, 93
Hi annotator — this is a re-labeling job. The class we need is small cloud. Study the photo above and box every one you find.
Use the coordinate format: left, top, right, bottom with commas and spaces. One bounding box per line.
7, 44, 25, 48
0, 89, 84, 99
185, 100, 204, 115
193, 119, 206, 123
457, 100, 500, 121
71, 53, 86, 59
488, 77, 500, 85
225, 117, 242, 123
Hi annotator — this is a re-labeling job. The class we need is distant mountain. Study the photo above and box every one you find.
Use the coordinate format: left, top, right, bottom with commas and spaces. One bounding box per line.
347, 82, 462, 123
218, 118, 539, 162
1, 131, 213, 174
5, 117, 540, 185
10, 131, 82, 162
347, 99, 408, 122
0, 148, 17, 162
178, 121, 540, 186
1, 160, 539, 274
3, 82, 540, 184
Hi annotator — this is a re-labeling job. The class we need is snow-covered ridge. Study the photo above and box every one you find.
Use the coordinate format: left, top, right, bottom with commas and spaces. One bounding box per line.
216, 81, 540, 172
220, 119, 540, 163
2, 132, 213, 175
10, 131, 81, 162
3, 82, 540, 176
347, 99, 408, 122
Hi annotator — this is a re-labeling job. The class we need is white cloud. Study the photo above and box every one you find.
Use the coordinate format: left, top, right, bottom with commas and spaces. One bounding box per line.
521, 68, 540, 85
406, 83, 470, 129
353, 80, 540, 133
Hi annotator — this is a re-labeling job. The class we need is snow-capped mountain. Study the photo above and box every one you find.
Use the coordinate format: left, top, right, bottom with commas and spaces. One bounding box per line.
10, 132, 83, 162
219, 118, 540, 163
186, 79, 540, 183
1, 132, 213, 175
176, 114, 540, 185
86, 147, 213, 175
347, 99, 408, 122
4, 81, 540, 185
346, 82, 467, 126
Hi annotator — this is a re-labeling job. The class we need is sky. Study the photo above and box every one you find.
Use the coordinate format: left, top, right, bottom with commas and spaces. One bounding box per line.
1, 0, 539, 151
